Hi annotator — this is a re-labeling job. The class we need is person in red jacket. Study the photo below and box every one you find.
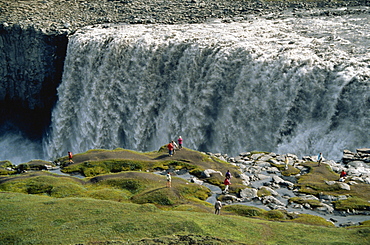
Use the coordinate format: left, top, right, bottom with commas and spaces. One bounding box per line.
223, 178, 231, 193
167, 142, 174, 156
339, 170, 347, 182
68, 151, 73, 163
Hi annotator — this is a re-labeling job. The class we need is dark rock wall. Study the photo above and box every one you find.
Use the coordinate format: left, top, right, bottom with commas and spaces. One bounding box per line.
0, 24, 67, 139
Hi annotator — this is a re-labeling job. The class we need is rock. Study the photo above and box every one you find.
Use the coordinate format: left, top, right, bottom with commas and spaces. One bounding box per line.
316, 203, 334, 213
239, 188, 258, 200
338, 182, 351, 191
202, 169, 223, 178
351, 176, 365, 183
255, 161, 271, 167
259, 186, 279, 196
357, 148, 370, 154
257, 174, 270, 180
325, 180, 336, 186
261, 195, 285, 206
190, 177, 203, 185
347, 161, 365, 168
266, 167, 280, 174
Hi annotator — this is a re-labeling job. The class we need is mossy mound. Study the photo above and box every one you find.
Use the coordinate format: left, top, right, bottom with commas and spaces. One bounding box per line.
58, 147, 243, 190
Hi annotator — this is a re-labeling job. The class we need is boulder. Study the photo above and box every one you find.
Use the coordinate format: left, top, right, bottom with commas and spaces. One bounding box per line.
316, 203, 334, 214
239, 188, 258, 200
259, 186, 279, 196
338, 182, 351, 190
261, 196, 285, 206
202, 169, 223, 178
357, 148, 370, 154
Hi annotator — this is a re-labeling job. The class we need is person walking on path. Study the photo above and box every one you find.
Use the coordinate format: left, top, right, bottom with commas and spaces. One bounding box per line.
68, 151, 73, 163
223, 178, 231, 193
177, 136, 183, 149
317, 152, 323, 166
214, 200, 222, 215
167, 142, 174, 156
166, 171, 172, 188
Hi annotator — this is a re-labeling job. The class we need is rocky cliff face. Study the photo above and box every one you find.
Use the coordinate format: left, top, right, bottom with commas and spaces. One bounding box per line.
0, 24, 67, 138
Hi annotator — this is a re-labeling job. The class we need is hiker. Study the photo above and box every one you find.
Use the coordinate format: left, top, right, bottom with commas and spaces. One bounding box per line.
214, 200, 222, 215
68, 151, 73, 163
166, 171, 172, 187
225, 170, 231, 179
167, 142, 174, 156
223, 178, 231, 193
171, 140, 178, 154
339, 170, 347, 182
284, 155, 289, 170
317, 152, 323, 166
177, 136, 183, 149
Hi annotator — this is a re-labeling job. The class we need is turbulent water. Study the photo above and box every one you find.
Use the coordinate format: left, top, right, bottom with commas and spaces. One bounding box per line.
4, 11, 370, 164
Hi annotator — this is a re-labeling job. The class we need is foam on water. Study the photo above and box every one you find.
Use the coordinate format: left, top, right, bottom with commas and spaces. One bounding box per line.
35, 15, 370, 161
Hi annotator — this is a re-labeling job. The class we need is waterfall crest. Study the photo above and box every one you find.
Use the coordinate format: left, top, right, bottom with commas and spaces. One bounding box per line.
44, 17, 370, 160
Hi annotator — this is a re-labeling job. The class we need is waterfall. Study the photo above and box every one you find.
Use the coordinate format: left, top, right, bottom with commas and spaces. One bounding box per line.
44, 16, 370, 161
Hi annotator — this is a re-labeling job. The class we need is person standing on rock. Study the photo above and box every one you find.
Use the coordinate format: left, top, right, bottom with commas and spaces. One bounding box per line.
318, 152, 323, 166
167, 142, 174, 157
177, 136, 183, 149
214, 200, 222, 215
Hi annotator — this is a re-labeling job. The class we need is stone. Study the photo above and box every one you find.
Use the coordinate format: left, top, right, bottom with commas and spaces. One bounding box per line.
259, 186, 279, 196
202, 169, 223, 178
357, 148, 370, 154
239, 188, 258, 200
338, 182, 351, 191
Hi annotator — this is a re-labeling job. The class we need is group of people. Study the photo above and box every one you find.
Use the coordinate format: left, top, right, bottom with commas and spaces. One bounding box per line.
167, 136, 183, 156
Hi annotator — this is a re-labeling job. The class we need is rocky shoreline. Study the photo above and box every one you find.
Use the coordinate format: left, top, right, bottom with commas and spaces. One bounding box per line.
201, 148, 370, 226
1, 0, 370, 33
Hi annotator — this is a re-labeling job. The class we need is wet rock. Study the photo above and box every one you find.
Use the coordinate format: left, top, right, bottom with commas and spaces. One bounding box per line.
316, 203, 334, 213
239, 188, 258, 200
261, 195, 285, 206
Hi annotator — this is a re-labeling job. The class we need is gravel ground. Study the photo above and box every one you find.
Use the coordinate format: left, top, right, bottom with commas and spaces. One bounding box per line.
1, 0, 369, 33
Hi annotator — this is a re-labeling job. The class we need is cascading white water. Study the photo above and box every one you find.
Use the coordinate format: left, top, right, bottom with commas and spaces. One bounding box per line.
44, 15, 370, 161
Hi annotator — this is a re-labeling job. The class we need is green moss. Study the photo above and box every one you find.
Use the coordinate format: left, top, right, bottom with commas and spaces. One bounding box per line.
360, 220, 370, 226
288, 213, 335, 227
50, 182, 86, 198
333, 197, 370, 211
102, 178, 146, 194
131, 188, 176, 206
224, 204, 266, 217
0, 160, 14, 168
178, 184, 210, 201
265, 210, 287, 220
86, 188, 131, 202
257, 188, 271, 197
289, 197, 323, 208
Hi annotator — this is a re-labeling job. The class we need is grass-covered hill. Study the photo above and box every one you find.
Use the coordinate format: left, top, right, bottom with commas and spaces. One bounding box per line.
0, 147, 370, 244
